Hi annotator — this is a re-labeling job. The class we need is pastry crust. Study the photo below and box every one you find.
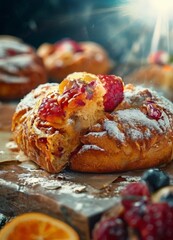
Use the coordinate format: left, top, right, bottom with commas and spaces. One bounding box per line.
70, 84, 173, 173
37, 40, 112, 81
12, 72, 107, 173
0, 37, 47, 100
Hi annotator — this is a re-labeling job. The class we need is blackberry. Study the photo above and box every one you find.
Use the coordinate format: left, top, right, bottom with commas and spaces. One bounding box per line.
141, 168, 170, 193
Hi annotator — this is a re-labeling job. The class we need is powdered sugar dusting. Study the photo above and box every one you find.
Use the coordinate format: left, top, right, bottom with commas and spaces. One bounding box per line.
126, 128, 144, 140
0, 55, 33, 73
16, 83, 58, 112
0, 39, 30, 55
103, 120, 125, 142
158, 111, 171, 131
79, 144, 104, 153
0, 73, 29, 83
86, 131, 106, 138
117, 109, 163, 133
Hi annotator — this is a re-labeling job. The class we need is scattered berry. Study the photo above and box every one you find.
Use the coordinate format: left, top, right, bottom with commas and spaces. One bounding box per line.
98, 75, 124, 112
121, 182, 150, 199
125, 202, 173, 240
141, 168, 170, 193
93, 216, 128, 240
92, 168, 173, 240
123, 200, 147, 229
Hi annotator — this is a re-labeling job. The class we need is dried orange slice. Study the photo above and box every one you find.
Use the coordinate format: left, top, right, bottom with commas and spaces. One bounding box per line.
0, 212, 79, 240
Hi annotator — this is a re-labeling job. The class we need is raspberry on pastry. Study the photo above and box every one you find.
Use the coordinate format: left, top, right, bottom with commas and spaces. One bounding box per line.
12, 72, 123, 173
37, 39, 112, 82
0, 36, 47, 100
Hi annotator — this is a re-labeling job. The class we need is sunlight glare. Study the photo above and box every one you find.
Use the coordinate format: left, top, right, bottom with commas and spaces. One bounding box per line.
150, 0, 173, 16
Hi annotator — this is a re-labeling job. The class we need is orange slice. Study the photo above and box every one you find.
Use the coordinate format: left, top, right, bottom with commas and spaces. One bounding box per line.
0, 212, 79, 240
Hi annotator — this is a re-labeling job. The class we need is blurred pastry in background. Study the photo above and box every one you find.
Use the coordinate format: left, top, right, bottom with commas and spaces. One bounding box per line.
124, 51, 173, 101
0, 36, 47, 101
37, 38, 113, 82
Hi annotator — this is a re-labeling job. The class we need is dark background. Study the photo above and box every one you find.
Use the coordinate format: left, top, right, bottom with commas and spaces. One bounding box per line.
0, 0, 169, 65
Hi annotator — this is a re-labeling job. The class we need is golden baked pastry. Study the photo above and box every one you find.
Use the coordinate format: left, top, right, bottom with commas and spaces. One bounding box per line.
70, 84, 173, 173
12, 72, 123, 173
37, 39, 112, 81
124, 51, 173, 101
12, 72, 173, 173
0, 36, 47, 100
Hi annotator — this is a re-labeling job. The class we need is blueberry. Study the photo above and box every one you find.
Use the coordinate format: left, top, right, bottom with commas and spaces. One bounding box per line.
141, 168, 170, 193
0, 213, 7, 229
160, 192, 173, 207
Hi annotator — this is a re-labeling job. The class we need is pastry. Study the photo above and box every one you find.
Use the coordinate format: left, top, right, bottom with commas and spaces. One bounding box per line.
124, 51, 173, 101
70, 84, 173, 173
37, 39, 112, 81
12, 72, 123, 173
12, 72, 173, 173
0, 36, 47, 100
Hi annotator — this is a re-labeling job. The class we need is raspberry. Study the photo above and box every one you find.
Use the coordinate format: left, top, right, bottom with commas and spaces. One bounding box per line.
38, 97, 65, 122
98, 75, 124, 112
124, 202, 173, 240
121, 182, 150, 199
55, 39, 83, 53
124, 201, 146, 228
93, 216, 128, 240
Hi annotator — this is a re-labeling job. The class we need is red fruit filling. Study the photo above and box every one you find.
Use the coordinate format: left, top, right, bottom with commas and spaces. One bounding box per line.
59, 79, 96, 107
98, 75, 124, 112
38, 97, 65, 122
145, 102, 162, 120
38, 80, 97, 122
55, 39, 83, 53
